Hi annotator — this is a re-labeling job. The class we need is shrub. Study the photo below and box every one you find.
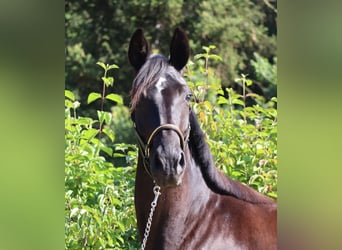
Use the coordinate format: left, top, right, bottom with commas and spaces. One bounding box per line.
185, 46, 277, 198
65, 63, 140, 249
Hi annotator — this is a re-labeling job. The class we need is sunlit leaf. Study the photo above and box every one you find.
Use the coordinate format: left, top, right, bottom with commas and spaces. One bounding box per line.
194, 53, 206, 60
232, 99, 244, 106
106, 93, 123, 105
217, 96, 228, 105
117, 222, 125, 232
107, 64, 119, 71
82, 128, 98, 140
101, 146, 113, 157
102, 77, 114, 87
103, 112, 112, 124
103, 127, 115, 142
209, 54, 222, 61
87, 92, 101, 104
65, 99, 73, 109
96, 61, 106, 70
65, 90, 75, 101
217, 89, 224, 95
97, 110, 106, 123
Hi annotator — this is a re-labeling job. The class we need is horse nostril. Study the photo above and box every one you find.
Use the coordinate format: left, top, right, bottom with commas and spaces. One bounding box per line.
179, 152, 185, 168
155, 154, 163, 167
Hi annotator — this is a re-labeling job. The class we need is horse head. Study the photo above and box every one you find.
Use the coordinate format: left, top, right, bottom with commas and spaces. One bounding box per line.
129, 28, 192, 188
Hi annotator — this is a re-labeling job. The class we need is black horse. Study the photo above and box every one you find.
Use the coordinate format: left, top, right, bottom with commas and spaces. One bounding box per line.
128, 27, 277, 250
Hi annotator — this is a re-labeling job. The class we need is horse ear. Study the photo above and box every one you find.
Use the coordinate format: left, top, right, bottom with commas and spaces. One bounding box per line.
128, 29, 149, 71
169, 27, 190, 71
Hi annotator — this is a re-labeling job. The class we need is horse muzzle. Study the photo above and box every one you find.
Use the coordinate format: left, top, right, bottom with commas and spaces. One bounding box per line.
134, 123, 190, 187
150, 145, 186, 187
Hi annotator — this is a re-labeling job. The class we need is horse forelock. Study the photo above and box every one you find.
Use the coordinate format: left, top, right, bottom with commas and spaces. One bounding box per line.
130, 54, 182, 111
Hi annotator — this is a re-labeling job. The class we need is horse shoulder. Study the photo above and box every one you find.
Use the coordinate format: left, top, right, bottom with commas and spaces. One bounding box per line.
190, 193, 277, 250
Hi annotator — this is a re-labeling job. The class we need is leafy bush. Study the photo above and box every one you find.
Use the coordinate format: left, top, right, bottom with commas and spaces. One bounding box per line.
65, 48, 277, 249
185, 46, 277, 198
65, 63, 140, 249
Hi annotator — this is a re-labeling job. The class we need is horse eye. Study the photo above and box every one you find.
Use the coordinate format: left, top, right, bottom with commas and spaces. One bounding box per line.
185, 93, 193, 102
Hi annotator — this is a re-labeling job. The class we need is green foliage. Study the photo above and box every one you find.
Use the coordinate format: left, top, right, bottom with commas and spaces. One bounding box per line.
185, 47, 277, 198
65, 64, 140, 249
251, 52, 277, 100
192, 0, 276, 85
251, 53, 277, 86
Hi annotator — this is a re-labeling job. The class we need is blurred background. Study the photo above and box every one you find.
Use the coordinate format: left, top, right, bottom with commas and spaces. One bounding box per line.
65, 0, 277, 117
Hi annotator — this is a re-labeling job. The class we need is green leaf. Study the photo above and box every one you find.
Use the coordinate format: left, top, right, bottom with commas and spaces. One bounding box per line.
106, 233, 114, 247
97, 111, 112, 125
93, 214, 102, 226
107, 64, 119, 71
105, 93, 123, 105
217, 96, 228, 105
246, 79, 253, 86
65, 99, 74, 109
217, 89, 224, 96
209, 54, 222, 61
65, 90, 75, 101
102, 77, 114, 87
232, 99, 244, 106
77, 117, 93, 126
117, 221, 125, 232
97, 110, 106, 123
114, 152, 125, 158
96, 61, 106, 70
101, 145, 113, 157
103, 127, 115, 142
82, 128, 99, 140
103, 112, 112, 124
87, 92, 102, 104
271, 97, 277, 102
194, 53, 206, 60
202, 46, 210, 53
267, 192, 278, 199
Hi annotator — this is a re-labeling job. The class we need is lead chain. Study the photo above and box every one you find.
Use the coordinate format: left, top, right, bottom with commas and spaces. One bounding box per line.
141, 185, 161, 250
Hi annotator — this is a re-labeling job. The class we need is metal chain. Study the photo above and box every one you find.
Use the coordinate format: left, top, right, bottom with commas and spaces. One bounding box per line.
141, 185, 161, 250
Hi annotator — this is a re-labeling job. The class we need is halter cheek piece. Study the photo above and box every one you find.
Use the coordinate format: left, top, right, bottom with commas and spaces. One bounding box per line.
133, 122, 190, 179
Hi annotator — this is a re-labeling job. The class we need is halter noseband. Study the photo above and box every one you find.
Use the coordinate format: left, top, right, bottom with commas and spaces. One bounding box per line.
133, 123, 190, 179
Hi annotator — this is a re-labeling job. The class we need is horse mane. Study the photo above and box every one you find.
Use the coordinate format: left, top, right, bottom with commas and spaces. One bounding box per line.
189, 111, 275, 204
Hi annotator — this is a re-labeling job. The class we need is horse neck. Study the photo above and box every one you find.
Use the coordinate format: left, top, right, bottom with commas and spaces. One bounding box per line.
134, 146, 210, 248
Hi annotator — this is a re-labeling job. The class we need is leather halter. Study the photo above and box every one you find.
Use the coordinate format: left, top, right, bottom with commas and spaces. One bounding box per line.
133, 123, 190, 179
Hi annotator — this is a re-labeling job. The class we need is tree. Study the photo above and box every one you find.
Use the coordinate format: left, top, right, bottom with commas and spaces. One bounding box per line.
65, 0, 277, 116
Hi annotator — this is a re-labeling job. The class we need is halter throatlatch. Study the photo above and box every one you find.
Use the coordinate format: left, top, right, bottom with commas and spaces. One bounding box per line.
133, 123, 190, 179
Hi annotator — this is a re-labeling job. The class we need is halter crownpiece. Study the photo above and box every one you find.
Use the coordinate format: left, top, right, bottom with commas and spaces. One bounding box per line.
133, 122, 190, 179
